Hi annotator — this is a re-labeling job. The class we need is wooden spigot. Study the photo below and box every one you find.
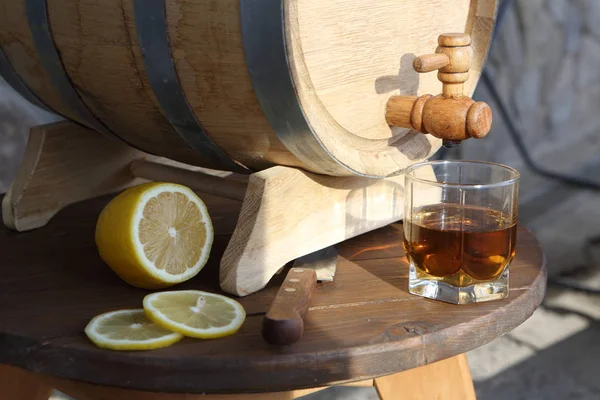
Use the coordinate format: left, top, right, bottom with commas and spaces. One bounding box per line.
385, 33, 492, 147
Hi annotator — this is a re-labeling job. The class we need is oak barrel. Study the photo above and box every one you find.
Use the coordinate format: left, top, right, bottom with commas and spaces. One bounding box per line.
0, 0, 497, 177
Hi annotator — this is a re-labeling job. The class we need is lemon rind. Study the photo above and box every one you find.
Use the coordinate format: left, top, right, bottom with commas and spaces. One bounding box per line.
143, 291, 246, 339
84, 309, 184, 351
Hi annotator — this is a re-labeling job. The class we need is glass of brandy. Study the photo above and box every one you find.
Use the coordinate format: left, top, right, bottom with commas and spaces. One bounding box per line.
403, 160, 520, 304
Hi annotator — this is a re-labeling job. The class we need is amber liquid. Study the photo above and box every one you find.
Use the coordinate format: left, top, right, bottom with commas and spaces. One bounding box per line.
404, 204, 517, 287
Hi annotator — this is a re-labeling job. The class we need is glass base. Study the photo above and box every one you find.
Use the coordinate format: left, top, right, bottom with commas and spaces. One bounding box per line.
408, 262, 509, 305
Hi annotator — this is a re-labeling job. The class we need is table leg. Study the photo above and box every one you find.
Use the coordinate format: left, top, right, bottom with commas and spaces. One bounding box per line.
51, 377, 374, 400
374, 354, 476, 400
0, 364, 54, 400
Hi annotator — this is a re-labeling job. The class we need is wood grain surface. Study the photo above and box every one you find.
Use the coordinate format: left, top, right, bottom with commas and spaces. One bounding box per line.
0, 365, 54, 400
0, 1, 80, 125
0, 193, 545, 394
218, 165, 411, 296
374, 354, 475, 400
285, 0, 498, 175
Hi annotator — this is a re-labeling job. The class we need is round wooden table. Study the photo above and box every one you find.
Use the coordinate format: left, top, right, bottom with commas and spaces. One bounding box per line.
0, 194, 546, 400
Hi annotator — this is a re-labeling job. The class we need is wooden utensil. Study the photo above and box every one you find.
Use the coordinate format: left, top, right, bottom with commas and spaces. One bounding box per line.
261, 246, 338, 345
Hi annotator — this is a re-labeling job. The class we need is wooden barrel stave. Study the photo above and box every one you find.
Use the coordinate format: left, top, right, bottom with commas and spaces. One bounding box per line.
133, 0, 249, 171
46, 0, 218, 168
0, 0, 82, 125
165, 0, 310, 172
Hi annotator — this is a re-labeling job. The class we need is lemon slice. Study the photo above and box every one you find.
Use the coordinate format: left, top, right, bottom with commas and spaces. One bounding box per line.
84, 309, 183, 351
143, 290, 246, 339
95, 182, 213, 289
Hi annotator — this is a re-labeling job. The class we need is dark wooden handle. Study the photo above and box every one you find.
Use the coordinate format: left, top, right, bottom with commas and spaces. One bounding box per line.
412, 53, 449, 73
261, 267, 317, 345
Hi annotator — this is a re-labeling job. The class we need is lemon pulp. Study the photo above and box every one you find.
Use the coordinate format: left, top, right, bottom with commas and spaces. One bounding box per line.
84, 309, 183, 351
144, 290, 246, 339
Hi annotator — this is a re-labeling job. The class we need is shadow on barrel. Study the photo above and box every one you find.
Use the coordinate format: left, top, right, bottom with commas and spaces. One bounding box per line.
374, 53, 420, 95
375, 53, 432, 161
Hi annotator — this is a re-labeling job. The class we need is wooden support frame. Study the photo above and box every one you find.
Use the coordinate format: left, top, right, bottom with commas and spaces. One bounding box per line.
2, 121, 413, 296
0, 365, 54, 400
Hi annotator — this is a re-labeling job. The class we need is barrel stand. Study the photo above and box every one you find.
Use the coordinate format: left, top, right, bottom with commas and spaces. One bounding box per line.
2, 120, 408, 297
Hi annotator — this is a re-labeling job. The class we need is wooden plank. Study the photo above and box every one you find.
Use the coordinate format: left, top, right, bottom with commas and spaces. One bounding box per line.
0, 365, 54, 400
374, 354, 475, 400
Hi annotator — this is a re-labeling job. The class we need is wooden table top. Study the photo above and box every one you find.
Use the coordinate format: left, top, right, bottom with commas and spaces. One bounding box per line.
0, 193, 546, 394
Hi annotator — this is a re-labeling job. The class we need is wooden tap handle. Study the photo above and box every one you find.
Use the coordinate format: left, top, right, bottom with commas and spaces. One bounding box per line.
437, 33, 472, 98
413, 54, 449, 73
411, 33, 474, 98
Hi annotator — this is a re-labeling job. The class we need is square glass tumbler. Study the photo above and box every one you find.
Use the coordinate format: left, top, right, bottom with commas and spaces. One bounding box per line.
403, 160, 520, 304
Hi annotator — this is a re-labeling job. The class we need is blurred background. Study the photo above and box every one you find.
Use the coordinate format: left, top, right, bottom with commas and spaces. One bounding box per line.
2, 0, 600, 399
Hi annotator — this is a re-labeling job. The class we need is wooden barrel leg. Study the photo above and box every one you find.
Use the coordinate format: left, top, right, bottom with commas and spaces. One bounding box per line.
2, 121, 148, 232
218, 166, 411, 297
0, 365, 54, 400
1, 120, 244, 232
374, 354, 476, 400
